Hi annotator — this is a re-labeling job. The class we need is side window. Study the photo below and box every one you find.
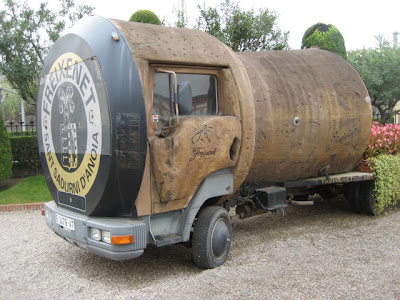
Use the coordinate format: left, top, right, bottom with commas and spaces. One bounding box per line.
177, 74, 217, 115
152, 71, 218, 131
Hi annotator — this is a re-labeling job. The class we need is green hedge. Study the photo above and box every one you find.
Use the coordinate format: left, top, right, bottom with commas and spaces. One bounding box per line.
0, 115, 13, 181
9, 135, 40, 169
368, 154, 400, 214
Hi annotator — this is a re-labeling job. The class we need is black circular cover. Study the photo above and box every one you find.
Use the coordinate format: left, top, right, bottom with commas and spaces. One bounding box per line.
37, 16, 147, 216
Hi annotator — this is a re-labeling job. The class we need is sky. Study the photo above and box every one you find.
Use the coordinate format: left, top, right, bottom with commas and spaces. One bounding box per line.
81, 0, 400, 50
1, 0, 399, 50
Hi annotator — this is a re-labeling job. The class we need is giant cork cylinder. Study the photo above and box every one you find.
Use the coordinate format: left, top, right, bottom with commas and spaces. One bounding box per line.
237, 50, 372, 183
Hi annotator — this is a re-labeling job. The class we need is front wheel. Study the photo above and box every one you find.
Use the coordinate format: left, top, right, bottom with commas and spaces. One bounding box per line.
192, 206, 232, 269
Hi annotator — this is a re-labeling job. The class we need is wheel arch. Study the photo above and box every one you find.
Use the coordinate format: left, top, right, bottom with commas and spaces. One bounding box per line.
179, 168, 233, 242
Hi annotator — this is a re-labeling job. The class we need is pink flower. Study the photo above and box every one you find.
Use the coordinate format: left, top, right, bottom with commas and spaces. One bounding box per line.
364, 122, 400, 159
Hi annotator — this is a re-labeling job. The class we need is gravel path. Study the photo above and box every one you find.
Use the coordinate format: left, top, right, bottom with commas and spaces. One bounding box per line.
1, 196, 400, 300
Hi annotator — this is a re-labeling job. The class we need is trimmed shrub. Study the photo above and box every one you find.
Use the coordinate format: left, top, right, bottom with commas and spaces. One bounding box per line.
9, 135, 40, 170
368, 154, 400, 214
129, 10, 161, 25
301, 22, 347, 59
0, 115, 12, 181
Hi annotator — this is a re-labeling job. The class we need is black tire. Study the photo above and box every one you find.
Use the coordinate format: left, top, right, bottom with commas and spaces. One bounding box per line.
345, 182, 362, 213
345, 181, 375, 215
192, 206, 232, 269
359, 181, 376, 215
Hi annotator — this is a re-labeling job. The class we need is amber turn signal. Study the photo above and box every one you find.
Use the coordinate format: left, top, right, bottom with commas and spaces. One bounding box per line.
111, 235, 134, 245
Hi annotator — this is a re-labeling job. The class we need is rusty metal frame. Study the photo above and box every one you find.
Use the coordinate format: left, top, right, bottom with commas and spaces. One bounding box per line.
284, 172, 375, 189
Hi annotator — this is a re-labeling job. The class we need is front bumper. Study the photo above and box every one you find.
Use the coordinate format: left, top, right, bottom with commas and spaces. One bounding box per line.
43, 201, 147, 261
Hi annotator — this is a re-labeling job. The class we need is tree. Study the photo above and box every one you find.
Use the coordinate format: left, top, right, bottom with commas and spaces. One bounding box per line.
348, 38, 400, 123
0, 0, 94, 106
174, 9, 187, 28
0, 75, 31, 122
0, 87, 22, 122
301, 23, 347, 59
196, 0, 289, 52
129, 10, 161, 25
0, 113, 12, 181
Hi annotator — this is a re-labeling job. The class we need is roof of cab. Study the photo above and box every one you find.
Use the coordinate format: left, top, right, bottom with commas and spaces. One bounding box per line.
111, 19, 234, 67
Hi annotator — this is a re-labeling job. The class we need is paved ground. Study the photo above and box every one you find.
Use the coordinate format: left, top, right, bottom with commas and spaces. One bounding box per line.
1, 195, 399, 300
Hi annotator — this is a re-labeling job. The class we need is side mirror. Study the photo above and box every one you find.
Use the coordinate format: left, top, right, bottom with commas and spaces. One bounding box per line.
178, 81, 192, 115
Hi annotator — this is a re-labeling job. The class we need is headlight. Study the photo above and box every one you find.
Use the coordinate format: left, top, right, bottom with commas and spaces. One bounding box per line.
90, 228, 101, 241
89, 228, 134, 245
102, 230, 111, 244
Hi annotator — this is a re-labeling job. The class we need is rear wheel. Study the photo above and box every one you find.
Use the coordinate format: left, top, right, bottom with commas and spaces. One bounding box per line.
345, 182, 362, 213
192, 206, 232, 269
359, 181, 376, 215
345, 181, 375, 215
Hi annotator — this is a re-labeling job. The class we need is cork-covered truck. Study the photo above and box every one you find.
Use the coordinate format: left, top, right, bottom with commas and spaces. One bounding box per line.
39, 16, 374, 269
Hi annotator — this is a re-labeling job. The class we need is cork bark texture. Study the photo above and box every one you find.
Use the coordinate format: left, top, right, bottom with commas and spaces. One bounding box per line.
237, 49, 372, 182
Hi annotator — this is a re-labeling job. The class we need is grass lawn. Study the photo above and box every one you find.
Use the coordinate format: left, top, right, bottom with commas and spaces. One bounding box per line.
0, 175, 52, 205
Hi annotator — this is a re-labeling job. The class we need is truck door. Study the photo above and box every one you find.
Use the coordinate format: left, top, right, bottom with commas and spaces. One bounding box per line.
149, 67, 241, 212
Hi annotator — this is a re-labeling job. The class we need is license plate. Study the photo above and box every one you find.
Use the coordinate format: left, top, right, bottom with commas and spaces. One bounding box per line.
55, 214, 75, 231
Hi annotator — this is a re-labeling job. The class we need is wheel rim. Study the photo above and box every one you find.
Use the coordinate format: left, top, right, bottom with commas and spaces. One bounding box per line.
211, 217, 230, 260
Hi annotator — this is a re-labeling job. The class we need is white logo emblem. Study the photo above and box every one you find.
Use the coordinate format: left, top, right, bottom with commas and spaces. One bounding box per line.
40, 53, 102, 197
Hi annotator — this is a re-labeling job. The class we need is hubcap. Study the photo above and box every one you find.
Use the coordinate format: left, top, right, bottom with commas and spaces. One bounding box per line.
211, 218, 230, 259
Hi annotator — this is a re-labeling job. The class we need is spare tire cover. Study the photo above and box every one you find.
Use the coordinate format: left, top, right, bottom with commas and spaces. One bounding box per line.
37, 16, 147, 216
